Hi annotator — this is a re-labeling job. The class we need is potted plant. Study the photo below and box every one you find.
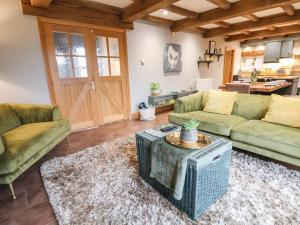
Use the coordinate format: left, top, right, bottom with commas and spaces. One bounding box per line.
180, 120, 200, 143
150, 82, 161, 96
251, 68, 260, 85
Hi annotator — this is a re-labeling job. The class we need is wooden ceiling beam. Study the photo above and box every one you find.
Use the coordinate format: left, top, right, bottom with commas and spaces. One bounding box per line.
282, 4, 295, 16
214, 21, 230, 28
267, 25, 276, 31
244, 13, 259, 22
166, 5, 199, 19
122, 0, 179, 22
142, 15, 174, 26
225, 24, 300, 41
204, 10, 300, 38
171, 0, 300, 32
30, 0, 52, 8
21, 1, 133, 30
206, 0, 231, 10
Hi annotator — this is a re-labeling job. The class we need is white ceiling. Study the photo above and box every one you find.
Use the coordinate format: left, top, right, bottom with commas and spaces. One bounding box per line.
150, 9, 185, 21
292, 2, 300, 9
90, 0, 133, 8
253, 7, 285, 18
200, 24, 220, 29
223, 16, 249, 24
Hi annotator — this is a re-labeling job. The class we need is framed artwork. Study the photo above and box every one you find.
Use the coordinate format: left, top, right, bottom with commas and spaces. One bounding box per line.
164, 43, 182, 73
209, 41, 216, 54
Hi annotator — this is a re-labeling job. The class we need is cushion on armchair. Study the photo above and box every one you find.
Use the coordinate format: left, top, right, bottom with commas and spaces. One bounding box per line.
9, 104, 62, 124
0, 105, 21, 134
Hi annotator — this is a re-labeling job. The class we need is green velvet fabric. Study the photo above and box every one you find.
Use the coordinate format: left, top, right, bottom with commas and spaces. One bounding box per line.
0, 137, 4, 156
231, 120, 300, 158
0, 104, 21, 135
0, 120, 70, 174
232, 94, 271, 120
169, 111, 247, 136
0, 129, 70, 184
174, 92, 204, 113
9, 104, 62, 124
233, 141, 300, 167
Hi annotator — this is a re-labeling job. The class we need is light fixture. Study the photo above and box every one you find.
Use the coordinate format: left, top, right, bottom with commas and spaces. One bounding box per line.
163, 10, 168, 15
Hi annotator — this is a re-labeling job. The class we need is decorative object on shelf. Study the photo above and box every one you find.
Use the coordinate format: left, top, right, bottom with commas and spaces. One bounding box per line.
251, 68, 260, 84
164, 43, 182, 73
197, 56, 214, 68
150, 82, 161, 96
180, 120, 200, 143
209, 40, 216, 54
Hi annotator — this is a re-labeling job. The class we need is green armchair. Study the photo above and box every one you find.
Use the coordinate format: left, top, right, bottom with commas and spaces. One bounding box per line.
0, 103, 71, 199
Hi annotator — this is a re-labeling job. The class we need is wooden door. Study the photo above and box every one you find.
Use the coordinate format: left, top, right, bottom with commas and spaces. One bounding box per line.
40, 21, 130, 130
89, 30, 130, 124
223, 49, 235, 84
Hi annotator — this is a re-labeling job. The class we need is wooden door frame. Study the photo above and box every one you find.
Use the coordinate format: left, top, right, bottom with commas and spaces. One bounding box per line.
37, 17, 131, 122
223, 47, 235, 84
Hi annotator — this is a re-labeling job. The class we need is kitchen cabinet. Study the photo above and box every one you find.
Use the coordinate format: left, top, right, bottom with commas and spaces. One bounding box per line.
280, 40, 294, 58
264, 41, 282, 63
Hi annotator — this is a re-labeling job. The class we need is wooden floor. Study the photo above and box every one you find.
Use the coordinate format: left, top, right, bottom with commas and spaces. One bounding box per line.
0, 112, 299, 225
0, 113, 169, 225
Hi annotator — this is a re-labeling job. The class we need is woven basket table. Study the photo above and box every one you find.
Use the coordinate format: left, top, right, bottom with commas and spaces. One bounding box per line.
135, 129, 232, 220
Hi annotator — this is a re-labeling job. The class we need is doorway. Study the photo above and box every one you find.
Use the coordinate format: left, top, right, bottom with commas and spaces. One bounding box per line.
223, 48, 235, 84
39, 19, 130, 131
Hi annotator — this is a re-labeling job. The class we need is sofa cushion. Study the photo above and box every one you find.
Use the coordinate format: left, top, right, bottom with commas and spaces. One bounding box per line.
0, 104, 21, 135
174, 91, 203, 113
203, 90, 237, 115
0, 120, 70, 174
263, 94, 300, 128
169, 111, 247, 136
231, 120, 300, 158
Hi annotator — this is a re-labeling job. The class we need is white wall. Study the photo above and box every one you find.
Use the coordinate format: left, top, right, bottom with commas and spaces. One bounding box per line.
0, 0, 50, 104
127, 21, 241, 111
0, 0, 241, 112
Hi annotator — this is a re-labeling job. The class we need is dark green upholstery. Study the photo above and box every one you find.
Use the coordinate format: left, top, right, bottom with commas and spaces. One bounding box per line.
169, 111, 247, 136
169, 91, 300, 166
0, 103, 70, 184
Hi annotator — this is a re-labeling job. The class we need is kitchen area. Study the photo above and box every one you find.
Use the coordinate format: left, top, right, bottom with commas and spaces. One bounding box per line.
222, 38, 300, 95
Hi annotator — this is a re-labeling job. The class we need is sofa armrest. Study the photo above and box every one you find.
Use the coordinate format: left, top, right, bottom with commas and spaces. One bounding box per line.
0, 136, 5, 156
9, 104, 62, 124
174, 92, 203, 113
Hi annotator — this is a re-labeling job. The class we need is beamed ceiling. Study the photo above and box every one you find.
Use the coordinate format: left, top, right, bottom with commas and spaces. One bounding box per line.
21, 0, 300, 42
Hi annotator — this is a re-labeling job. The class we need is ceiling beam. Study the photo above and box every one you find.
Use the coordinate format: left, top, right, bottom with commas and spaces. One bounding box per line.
244, 13, 259, 22
142, 15, 174, 26
166, 5, 199, 19
206, 0, 231, 10
266, 25, 276, 31
30, 0, 52, 8
171, 0, 300, 32
21, 1, 133, 30
225, 24, 300, 41
241, 33, 300, 45
282, 4, 295, 16
122, 0, 179, 22
214, 21, 230, 28
204, 10, 300, 38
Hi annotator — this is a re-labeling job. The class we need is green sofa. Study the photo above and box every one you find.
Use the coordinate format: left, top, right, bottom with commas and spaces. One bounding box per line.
169, 91, 300, 167
0, 103, 71, 199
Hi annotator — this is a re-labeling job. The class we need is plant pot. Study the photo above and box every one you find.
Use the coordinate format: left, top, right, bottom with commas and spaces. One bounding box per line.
251, 77, 257, 85
180, 128, 198, 143
151, 89, 160, 96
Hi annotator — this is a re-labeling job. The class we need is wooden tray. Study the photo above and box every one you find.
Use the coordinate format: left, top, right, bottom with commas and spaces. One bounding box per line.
165, 131, 212, 150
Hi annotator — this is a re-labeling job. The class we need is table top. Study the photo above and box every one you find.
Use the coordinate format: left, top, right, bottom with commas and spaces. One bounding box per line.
219, 82, 292, 93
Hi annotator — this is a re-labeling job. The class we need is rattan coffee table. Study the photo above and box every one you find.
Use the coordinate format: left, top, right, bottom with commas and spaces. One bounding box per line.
136, 125, 232, 220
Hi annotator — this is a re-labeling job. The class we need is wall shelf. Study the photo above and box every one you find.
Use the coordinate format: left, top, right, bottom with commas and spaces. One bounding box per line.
197, 60, 214, 68
204, 52, 224, 61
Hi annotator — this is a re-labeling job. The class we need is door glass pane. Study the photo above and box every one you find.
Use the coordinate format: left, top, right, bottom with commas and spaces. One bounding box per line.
110, 58, 121, 76
53, 32, 70, 55
96, 36, 108, 56
97, 57, 109, 76
73, 57, 87, 77
71, 34, 85, 56
56, 56, 72, 78
108, 37, 119, 57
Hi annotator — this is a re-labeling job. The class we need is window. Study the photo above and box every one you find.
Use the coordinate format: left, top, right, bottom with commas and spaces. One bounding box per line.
53, 32, 87, 78
96, 36, 121, 77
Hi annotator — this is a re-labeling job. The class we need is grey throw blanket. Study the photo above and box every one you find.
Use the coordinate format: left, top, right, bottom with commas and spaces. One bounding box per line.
150, 139, 199, 200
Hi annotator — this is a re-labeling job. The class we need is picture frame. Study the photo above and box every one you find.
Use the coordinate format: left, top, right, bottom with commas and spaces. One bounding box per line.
164, 43, 182, 73
209, 41, 216, 54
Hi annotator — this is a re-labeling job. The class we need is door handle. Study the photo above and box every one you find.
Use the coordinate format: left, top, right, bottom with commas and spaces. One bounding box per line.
91, 81, 95, 91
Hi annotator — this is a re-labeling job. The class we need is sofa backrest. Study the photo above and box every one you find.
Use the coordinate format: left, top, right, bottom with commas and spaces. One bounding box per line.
0, 104, 21, 135
201, 91, 271, 120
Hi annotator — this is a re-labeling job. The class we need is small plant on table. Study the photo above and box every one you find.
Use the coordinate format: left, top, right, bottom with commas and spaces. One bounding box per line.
180, 120, 200, 143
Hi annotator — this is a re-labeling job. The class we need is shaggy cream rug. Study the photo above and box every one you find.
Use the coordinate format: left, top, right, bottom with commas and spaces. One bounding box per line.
41, 136, 300, 225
